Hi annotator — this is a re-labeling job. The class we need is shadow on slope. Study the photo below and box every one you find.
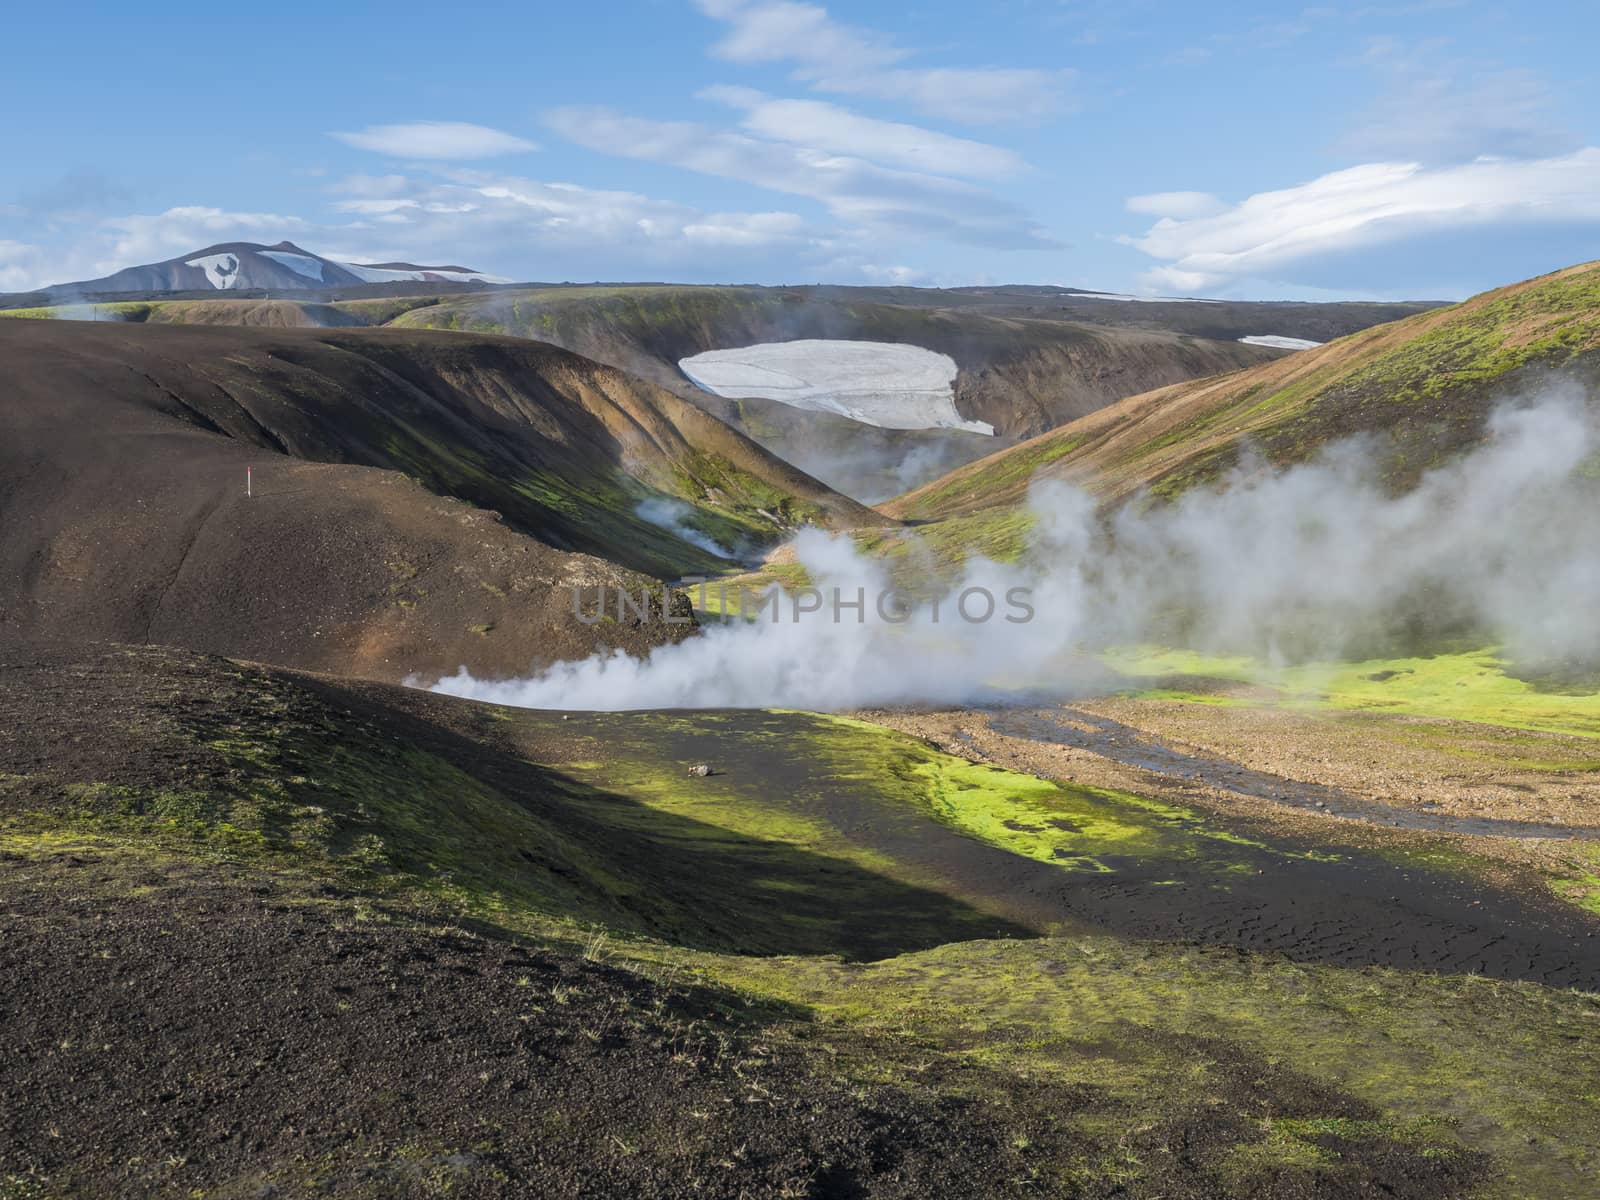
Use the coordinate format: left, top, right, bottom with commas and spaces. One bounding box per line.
389, 286, 1280, 498
0, 641, 1016, 960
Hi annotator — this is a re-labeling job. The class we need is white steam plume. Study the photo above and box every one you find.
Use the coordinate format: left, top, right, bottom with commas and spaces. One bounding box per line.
634, 497, 737, 560
437, 390, 1600, 711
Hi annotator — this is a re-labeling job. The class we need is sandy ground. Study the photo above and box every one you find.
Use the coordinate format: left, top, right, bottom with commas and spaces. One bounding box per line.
857, 698, 1600, 884
1077, 697, 1600, 825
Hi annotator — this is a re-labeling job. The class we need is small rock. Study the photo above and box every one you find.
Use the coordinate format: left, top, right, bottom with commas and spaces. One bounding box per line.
686, 763, 713, 778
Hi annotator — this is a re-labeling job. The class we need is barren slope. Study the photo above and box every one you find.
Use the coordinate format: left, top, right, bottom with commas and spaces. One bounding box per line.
0, 320, 881, 679
4, 285, 1435, 502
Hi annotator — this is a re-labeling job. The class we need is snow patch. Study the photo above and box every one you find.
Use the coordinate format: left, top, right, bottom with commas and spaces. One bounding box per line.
336, 262, 506, 284
1066, 291, 1220, 304
1238, 335, 1323, 351
260, 250, 326, 282
680, 340, 992, 435
185, 253, 241, 290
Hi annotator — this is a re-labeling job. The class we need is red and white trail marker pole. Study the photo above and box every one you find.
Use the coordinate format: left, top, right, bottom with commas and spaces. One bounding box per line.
246, 465, 253, 498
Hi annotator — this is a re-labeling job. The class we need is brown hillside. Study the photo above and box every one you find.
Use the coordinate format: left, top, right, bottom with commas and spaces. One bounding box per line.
0, 320, 882, 681
889, 261, 1600, 522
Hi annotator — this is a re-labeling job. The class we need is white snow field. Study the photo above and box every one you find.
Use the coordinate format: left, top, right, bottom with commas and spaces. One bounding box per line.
338, 262, 506, 284
1069, 291, 1219, 304
260, 250, 327, 282
185, 254, 241, 289
679, 340, 993, 434
1238, 335, 1324, 351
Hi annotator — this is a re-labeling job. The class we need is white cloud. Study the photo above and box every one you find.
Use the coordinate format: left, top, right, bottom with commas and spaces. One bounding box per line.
330, 122, 539, 160
101, 206, 319, 269
693, 0, 1071, 124
1340, 38, 1573, 163
9, 173, 841, 292
0, 240, 54, 292
698, 0, 902, 74
1125, 191, 1224, 219
1125, 149, 1600, 292
858, 263, 932, 285
325, 170, 830, 278
818, 67, 1072, 126
699, 88, 1026, 179
545, 106, 1056, 249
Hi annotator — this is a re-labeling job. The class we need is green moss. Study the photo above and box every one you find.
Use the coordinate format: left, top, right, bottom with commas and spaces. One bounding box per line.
6, 643, 1598, 1195
805, 714, 1308, 873
1550, 845, 1600, 915
900, 262, 1600, 533
0, 302, 157, 321
904, 435, 1087, 519
688, 933, 1600, 1199
1106, 646, 1600, 738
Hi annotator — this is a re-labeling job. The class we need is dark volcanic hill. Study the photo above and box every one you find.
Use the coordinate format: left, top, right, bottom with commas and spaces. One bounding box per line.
0, 319, 880, 680
42, 240, 503, 297
388, 286, 1295, 499
2, 281, 1441, 502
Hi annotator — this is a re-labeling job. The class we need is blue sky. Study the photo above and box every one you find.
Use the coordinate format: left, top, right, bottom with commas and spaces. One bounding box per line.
3, 0, 1598, 298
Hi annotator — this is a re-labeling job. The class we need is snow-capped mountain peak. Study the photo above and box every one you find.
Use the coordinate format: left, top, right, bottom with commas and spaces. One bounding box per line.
44, 241, 507, 296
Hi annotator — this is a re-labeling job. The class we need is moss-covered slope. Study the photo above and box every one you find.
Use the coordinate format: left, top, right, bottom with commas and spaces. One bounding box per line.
891, 259, 1600, 523
5, 642, 1599, 1196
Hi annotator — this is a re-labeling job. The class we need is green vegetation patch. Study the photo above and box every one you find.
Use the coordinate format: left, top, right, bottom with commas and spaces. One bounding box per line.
0, 301, 158, 321
1106, 646, 1600, 738
544, 709, 1333, 914
4, 646, 1596, 1196
692, 933, 1600, 1199
902, 434, 1088, 521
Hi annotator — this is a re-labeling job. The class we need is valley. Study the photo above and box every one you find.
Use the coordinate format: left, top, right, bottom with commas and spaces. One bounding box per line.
4, 272, 1434, 502
3, 248, 1598, 1199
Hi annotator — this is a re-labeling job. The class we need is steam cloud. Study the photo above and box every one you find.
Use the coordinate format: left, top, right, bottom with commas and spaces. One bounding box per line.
437, 390, 1600, 712
634, 497, 737, 560
54, 303, 128, 322
786, 436, 988, 504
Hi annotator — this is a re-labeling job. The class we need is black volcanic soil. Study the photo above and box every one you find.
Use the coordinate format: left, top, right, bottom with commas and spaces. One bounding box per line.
0, 852, 1037, 1199
0, 643, 1490, 1199
544, 712, 1600, 990
0, 319, 886, 682
0, 852, 1487, 1200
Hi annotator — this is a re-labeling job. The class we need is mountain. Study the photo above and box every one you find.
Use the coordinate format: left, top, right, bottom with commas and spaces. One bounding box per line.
2, 279, 1439, 503
889, 259, 1600, 524
0, 318, 881, 681
41, 240, 506, 297
386, 285, 1290, 499
4, 272, 1596, 1200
